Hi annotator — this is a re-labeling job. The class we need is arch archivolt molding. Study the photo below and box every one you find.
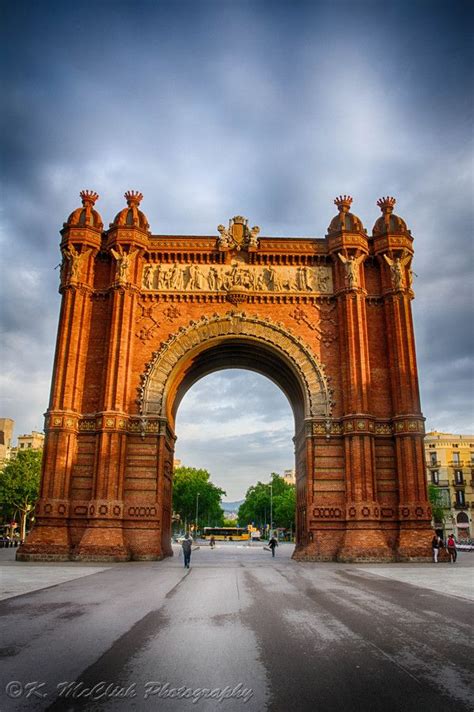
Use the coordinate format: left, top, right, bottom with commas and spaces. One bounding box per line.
137, 311, 333, 420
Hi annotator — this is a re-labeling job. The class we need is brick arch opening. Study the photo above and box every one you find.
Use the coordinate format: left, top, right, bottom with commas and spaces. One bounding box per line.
173, 367, 296, 541
140, 312, 332, 425
140, 313, 332, 557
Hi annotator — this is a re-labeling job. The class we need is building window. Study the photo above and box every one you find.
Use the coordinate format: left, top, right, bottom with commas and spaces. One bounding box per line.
456, 490, 465, 507
439, 489, 450, 507
20, 443, 24, 448
28, 443, 32, 448
455, 470, 464, 485
470, 452, 474, 464
431, 471, 439, 484
430, 452, 438, 465
452, 452, 460, 464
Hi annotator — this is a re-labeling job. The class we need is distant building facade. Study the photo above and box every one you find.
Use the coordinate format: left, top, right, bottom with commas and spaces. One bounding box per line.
425, 431, 474, 539
16, 431, 45, 451
0, 421, 45, 465
283, 469, 296, 485
0, 418, 15, 464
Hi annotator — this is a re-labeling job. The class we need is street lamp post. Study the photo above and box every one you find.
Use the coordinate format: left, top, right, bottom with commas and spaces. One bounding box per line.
269, 483, 273, 538
195, 492, 200, 540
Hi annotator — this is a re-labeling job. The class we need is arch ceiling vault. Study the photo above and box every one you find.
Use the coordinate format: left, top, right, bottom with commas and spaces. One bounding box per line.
19, 194, 433, 563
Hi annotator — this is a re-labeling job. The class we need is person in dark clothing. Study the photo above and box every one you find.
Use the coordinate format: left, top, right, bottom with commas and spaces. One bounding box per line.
181, 533, 192, 568
447, 534, 457, 563
268, 535, 278, 558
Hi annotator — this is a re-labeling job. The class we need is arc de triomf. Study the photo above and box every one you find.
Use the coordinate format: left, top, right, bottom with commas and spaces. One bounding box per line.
18, 191, 433, 562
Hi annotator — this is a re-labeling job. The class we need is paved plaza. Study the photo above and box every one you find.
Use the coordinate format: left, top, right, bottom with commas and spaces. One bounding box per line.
0, 543, 473, 712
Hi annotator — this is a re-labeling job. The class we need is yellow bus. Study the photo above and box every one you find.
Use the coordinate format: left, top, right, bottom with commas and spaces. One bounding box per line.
202, 527, 249, 541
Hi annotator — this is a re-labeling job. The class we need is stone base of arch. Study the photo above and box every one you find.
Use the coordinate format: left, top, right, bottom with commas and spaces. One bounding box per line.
72, 525, 131, 562
16, 522, 72, 561
336, 528, 394, 562
291, 528, 394, 562
396, 527, 434, 561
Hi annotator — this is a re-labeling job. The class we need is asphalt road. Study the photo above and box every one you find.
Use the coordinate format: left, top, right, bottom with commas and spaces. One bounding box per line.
0, 543, 473, 712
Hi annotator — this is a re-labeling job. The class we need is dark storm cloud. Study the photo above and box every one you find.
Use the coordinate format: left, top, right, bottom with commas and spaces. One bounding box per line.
1, 0, 473, 489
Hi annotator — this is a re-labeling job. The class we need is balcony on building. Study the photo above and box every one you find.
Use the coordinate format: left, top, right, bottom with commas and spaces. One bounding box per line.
430, 477, 449, 487
428, 460, 441, 468
448, 460, 464, 468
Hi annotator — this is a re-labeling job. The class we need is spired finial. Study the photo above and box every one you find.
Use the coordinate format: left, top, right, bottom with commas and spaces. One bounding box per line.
80, 190, 99, 206
334, 195, 353, 212
377, 196, 397, 213
125, 190, 143, 207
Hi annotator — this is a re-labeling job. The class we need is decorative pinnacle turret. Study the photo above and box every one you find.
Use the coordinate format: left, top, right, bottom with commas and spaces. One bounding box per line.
377, 196, 397, 213
125, 190, 143, 207
80, 190, 99, 206
334, 195, 353, 212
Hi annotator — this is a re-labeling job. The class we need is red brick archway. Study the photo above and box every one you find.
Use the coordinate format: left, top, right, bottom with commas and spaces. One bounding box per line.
18, 193, 432, 562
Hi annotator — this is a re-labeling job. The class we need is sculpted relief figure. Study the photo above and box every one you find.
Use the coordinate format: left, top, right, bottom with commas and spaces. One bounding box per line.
187, 263, 204, 290
217, 224, 231, 248
207, 266, 219, 291
383, 252, 411, 290
297, 266, 313, 291
111, 245, 137, 283
168, 263, 184, 291
61, 245, 91, 283
337, 253, 364, 289
248, 226, 260, 248
267, 265, 283, 291
143, 263, 154, 289
226, 261, 242, 289
317, 268, 330, 293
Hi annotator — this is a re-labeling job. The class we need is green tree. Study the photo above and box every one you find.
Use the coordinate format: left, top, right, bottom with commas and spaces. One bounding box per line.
172, 466, 226, 533
273, 487, 296, 530
223, 518, 238, 528
238, 473, 295, 533
428, 483, 446, 527
0, 449, 42, 540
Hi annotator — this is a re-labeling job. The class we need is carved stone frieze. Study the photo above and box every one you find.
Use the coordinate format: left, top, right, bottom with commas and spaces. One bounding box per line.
141, 261, 333, 294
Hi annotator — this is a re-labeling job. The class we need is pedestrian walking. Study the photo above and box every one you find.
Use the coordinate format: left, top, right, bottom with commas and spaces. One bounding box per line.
268, 535, 278, 558
446, 534, 457, 563
181, 533, 192, 568
209, 535, 215, 549
432, 532, 443, 563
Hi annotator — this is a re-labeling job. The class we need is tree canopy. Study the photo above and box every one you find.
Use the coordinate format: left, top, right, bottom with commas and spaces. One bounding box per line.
0, 448, 42, 539
172, 466, 226, 530
238, 473, 295, 531
428, 483, 447, 526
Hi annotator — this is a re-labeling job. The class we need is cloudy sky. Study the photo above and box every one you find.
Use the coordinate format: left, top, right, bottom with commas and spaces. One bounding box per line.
1, 0, 472, 499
